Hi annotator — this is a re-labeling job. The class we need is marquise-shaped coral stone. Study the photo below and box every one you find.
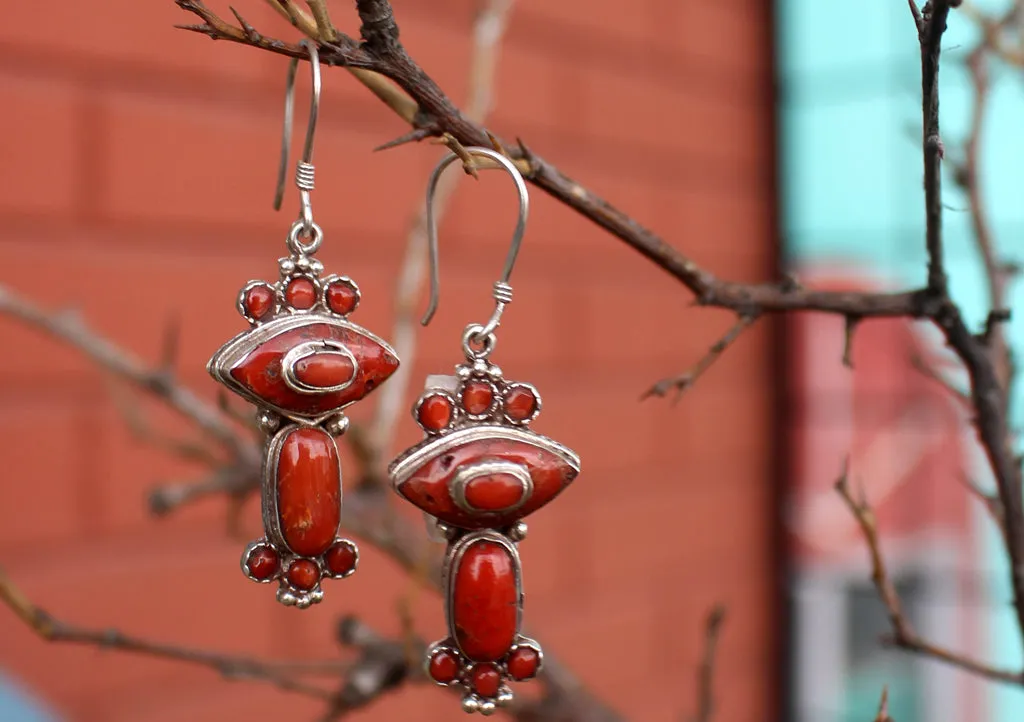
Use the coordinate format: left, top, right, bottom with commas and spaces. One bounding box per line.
464, 473, 526, 511
396, 433, 578, 529
227, 321, 398, 416
293, 352, 356, 389
452, 540, 519, 662
276, 428, 341, 557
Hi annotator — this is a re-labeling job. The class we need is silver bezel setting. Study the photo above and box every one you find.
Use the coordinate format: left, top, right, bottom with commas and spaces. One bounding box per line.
423, 631, 543, 712
321, 274, 361, 316
412, 390, 459, 434
207, 313, 399, 426
389, 425, 581, 492
506, 636, 544, 680
450, 460, 533, 514
260, 424, 343, 552
236, 280, 279, 325
458, 379, 501, 421
280, 340, 359, 394
443, 530, 524, 658
323, 539, 360, 579
280, 274, 323, 313
501, 382, 542, 426
240, 539, 281, 584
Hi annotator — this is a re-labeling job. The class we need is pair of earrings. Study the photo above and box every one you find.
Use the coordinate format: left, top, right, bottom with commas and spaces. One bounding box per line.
207, 44, 580, 714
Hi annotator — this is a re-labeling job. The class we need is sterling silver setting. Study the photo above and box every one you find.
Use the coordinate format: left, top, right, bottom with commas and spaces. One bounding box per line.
208, 40, 397, 608
388, 146, 579, 711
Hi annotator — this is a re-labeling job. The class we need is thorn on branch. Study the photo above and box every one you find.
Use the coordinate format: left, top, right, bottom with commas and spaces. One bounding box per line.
175, 22, 218, 37
874, 686, 893, 722
374, 126, 434, 152
843, 315, 861, 369
982, 308, 1012, 344
434, 133, 479, 178
486, 130, 509, 157
230, 7, 261, 42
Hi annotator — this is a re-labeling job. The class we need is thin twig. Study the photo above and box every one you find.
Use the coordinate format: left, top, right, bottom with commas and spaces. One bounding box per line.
909, 352, 971, 405
873, 686, 893, 722
687, 605, 726, 722
0, 567, 342, 699
0, 285, 255, 465
843, 315, 861, 369
959, 472, 1007, 545
642, 315, 759, 403
305, 0, 338, 42
835, 461, 1024, 684
916, 0, 953, 293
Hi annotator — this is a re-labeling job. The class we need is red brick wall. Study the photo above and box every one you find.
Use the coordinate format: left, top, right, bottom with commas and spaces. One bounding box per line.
0, 1, 778, 720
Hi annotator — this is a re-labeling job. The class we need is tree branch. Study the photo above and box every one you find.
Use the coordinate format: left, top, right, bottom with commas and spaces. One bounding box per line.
873, 686, 893, 722
915, 0, 953, 293
0, 285, 256, 465
836, 462, 1024, 685
0, 566, 346, 700
642, 315, 759, 403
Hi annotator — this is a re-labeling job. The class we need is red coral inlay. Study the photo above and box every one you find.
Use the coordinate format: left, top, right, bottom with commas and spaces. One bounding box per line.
396, 437, 576, 528
452, 540, 518, 662
228, 322, 398, 416
276, 428, 341, 557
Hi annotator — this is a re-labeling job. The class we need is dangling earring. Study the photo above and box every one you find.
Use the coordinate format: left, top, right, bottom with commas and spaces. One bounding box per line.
388, 148, 581, 713
208, 41, 400, 608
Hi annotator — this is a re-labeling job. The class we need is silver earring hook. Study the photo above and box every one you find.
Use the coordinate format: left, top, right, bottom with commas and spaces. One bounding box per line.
423, 147, 530, 341
273, 39, 321, 240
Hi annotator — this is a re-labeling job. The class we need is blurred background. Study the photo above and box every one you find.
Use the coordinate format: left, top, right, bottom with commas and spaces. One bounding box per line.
0, 0, 1020, 721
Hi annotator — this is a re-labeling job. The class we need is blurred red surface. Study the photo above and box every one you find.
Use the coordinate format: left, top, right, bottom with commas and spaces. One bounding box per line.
0, 0, 778, 720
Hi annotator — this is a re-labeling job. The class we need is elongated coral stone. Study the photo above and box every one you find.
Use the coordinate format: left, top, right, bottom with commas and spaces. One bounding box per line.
464, 473, 526, 511
293, 352, 356, 389
276, 428, 341, 557
452, 539, 519, 662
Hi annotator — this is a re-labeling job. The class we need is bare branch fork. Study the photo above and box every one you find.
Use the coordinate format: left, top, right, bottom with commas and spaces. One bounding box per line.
827, 0, 1024, 687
